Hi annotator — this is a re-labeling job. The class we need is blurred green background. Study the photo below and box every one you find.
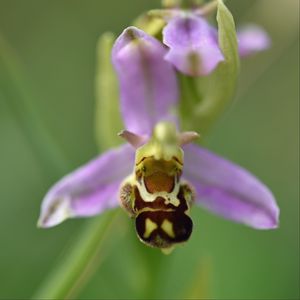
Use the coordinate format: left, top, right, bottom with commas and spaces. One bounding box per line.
0, 0, 298, 299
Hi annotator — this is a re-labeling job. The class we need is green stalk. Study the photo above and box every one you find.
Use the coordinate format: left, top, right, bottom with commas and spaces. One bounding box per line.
33, 210, 122, 299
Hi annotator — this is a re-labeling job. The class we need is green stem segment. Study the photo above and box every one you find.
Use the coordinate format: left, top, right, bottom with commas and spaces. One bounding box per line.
33, 210, 121, 300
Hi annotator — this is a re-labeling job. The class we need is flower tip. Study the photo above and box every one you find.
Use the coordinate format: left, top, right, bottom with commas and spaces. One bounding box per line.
36, 217, 55, 229
246, 203, 280, 230
38, 195, 72, 228
119, 26, 143, 42
36, 219, 44, 229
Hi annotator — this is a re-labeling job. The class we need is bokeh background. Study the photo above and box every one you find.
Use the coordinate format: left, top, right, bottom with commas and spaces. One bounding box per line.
0, 0, 298, 299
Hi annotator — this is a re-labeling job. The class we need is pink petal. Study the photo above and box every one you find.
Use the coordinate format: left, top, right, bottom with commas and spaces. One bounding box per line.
112, 26, 179, 135
38, 144, 135, 228
183, 144, 279, 229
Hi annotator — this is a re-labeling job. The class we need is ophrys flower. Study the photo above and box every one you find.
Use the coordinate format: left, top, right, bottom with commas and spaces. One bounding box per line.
38, 26, 278, 251
147, 2, 270, 76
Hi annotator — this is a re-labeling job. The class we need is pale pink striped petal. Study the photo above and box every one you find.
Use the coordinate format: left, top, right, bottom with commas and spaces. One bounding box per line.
183, 144, 279, 229
112, 26, 178, 135
38, 144, 135, 228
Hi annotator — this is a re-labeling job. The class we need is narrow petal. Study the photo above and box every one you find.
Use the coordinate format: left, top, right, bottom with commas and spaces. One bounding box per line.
118, 130, 147, 149
112, 26, 178, 135
183, 144, 279, 229
38, 144, 135, 228
179, 131, 200, 146
237, 25, 271, 57
163, 15, 224, 76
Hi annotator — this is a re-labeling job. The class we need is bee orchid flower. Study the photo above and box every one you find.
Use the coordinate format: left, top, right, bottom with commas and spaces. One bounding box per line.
149, 4, 270, 76
38, 27, 278, 250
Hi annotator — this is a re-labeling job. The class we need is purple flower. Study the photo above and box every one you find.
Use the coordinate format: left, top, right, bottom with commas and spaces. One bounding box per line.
163, 14, 224, 76
38, 27, 279, 247
237, 24, 271, 57
160, 11, 270, 76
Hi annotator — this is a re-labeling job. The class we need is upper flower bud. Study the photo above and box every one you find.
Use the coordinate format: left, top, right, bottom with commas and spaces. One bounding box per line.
163, 14, 224, 76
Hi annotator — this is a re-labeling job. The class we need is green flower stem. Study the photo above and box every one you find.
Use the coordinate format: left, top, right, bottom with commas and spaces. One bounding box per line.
0, 34, 69, 179
33, 210, 122, 300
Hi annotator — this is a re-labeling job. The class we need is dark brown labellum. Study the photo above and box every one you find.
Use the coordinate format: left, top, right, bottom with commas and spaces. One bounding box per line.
135, 210, 193, 249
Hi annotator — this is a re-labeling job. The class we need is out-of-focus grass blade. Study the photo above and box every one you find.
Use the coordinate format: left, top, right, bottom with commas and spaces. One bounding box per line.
183, 256, 213, 299
95, 32, 123, 150
33, 210, 123, 300
0, 34, 69, 179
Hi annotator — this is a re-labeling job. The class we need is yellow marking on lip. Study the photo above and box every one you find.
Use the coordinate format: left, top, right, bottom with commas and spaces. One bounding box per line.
161, 219, 175, 238
143, 218, 158, 238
